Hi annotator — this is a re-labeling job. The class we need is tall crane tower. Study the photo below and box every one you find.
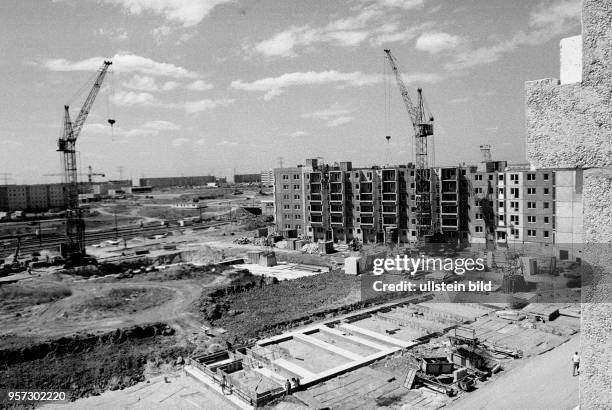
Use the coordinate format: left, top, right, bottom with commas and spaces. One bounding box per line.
57, 61, 112, 262
384, 49, 437, 239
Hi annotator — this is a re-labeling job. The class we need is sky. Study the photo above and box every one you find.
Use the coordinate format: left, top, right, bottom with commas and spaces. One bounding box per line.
0, 0, 582, 184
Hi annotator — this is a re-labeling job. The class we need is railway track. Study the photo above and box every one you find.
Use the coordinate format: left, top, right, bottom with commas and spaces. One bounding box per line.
0, 221, 228, 259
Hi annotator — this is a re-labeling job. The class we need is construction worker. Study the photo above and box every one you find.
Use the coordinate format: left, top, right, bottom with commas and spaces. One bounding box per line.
572, 352, 580, 376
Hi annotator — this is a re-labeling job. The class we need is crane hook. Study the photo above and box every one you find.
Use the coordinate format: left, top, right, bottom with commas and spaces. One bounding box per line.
107, 119, 116, 127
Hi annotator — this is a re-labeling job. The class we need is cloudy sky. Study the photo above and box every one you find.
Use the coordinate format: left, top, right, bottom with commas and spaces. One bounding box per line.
0, 0, 582, 183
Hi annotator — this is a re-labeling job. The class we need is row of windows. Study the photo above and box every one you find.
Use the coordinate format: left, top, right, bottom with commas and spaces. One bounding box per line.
281, 174, 301, 180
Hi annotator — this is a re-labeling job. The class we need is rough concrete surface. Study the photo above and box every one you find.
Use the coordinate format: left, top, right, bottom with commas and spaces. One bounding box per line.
524, 1, 612, 408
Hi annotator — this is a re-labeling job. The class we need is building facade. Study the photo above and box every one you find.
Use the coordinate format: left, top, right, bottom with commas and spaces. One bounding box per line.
234, 173, 261, 184
273, 159, 583, 254
261, 169, 274, 187
139, 175, 216, 188
0, 184, 67, 212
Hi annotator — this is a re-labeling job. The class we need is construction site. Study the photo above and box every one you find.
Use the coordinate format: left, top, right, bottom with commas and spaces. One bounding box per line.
2, 0, 610, 408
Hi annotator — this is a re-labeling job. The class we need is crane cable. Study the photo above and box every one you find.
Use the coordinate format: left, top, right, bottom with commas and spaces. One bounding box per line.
106, 69, 116, 141
383, 55, 392, 166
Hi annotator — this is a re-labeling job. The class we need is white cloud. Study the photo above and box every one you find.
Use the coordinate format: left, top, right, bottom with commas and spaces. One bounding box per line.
327, 116, 354, 127
141, 120, 181, 130
100, 0, 234, 27
302, 103, 354, 120
415, 32, 463, 54
217, 140, 238, 146
83, 120, 180, 137
400, 72, 443, 84
447, 97, 469, 104
152, 25, 172, 42
231, 70, 382, 100
0, 140, 23, 146
111, 90, 158, 106
367, 0, 424, 10
445, 0, 581, 70
187, 79, 214, 91
43, 52, 199, 78
171, 138, 190, 146
96, 27, 128, 41
122, 75, 179, 92
288, 131, 309, 137
182, 98, 234, 113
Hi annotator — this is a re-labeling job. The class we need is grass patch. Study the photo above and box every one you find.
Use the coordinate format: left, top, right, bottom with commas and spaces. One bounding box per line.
83, 287, 174, 313
0, 283, 72, 311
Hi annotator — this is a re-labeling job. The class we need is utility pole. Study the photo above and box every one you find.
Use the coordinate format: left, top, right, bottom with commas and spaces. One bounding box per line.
114, 210, 118, 239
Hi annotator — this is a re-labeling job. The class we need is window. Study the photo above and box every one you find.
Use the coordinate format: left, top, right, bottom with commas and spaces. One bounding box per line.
475, 187, 483, 194
510, 174, 518, 181
544, 216, 550, 224
527, 229, 536, 237
283, 184, 289, 190
510, 201, 519, 210
475, 213, 483, 220
499, 214, 505, 222
474, 175, 483, 181
294, 214, 300, 219
527, 173, 536, 181
294, 204, 301, 210
510, 215, 519, 224
527, 187, 536, 195
543, 173, 549, 180
498, 201, 504, 208
284, 224, 291, 229
282, 175, 289, 180
544, 188, 550, 195
544, 231, 550, 238
283, 204, 290, 209
543, 202, 550, 209
294, 194, 300, 200
498, 188, 505, 195
489, 175, 493, 180
527, 215, 536, 223
527, 201, 536, 209
293, 174, 300, 180
293, 184, 300, 189
498, 174, 504, 181
510, 188, 519, 198
283, 194, 290, 200
475, 226, 483, 233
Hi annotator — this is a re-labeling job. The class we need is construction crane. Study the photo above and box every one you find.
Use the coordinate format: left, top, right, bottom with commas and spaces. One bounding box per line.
86, 165, 105, 183
57, 60, 112, 263
383, 49, 439, 241
44, 165, 106, 183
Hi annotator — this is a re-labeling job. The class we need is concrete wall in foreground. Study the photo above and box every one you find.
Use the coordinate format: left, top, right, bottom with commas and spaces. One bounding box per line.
525, 1, 611, 408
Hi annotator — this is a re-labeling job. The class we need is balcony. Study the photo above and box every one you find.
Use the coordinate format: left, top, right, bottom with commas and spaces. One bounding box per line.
360, 193, 373, 201
382, 193, 397, 202
360, 216, 374, 226
310, 194, 322, 202
330, 193, 343, 202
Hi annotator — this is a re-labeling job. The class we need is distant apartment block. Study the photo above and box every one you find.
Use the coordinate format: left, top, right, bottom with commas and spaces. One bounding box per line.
261, 169, 274, 187
139, 175, 217, 188
234, 173, 261, 184
0, 184, 66, 212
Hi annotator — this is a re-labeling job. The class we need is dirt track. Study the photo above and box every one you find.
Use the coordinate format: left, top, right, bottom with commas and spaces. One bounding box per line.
0, 273, 227, 344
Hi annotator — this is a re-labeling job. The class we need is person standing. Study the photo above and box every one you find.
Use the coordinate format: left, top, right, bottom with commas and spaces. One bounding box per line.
572, 352, 580, 376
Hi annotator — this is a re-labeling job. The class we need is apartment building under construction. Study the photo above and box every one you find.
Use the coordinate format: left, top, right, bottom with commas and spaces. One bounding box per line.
274, 158, 583, 260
